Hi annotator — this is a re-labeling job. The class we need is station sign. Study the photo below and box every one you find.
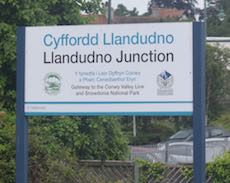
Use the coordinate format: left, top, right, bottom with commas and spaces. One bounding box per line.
24, 23, 193, 116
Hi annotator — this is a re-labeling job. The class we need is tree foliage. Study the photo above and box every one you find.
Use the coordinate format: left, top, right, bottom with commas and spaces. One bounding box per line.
77, 0, 104, 14
114, 4, 139, 16
149, 0, 197, 9
122, 116, 192, 145
207, 0, 230, 36
148, 0, 197, 17
28, 116, 128, 181
0, 23, 16, 110
206, 44, 230, 120
29, 116, 128, 161
210, 111, 230, 132
29, 117, 127, 183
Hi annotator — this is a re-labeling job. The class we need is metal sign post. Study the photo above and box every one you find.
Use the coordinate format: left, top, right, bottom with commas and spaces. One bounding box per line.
16, 27, 28, 183
107, 0, 112, 24
193, 22, 206, 183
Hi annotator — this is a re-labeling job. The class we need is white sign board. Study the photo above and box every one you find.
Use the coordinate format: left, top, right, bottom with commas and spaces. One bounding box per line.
24, 23, 193, 116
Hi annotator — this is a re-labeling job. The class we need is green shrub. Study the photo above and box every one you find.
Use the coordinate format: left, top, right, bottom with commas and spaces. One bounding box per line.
137, 160, 166, 183
180, 151, 230, 182
210, 111, 230, 132
0, 111, 15, 183
207, 151, 230, 183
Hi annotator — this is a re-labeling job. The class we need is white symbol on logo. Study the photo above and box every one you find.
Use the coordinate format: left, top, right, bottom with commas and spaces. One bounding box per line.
44, 73, 61, 95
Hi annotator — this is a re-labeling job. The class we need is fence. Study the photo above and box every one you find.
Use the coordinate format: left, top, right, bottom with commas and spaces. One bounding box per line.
77, 160, 210, 183
71, 139, 230, 183
139, 164, 194, 183
78, 160, 135, 183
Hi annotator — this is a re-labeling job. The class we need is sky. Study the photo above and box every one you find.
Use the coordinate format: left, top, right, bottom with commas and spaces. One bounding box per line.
105, 0, 204, 14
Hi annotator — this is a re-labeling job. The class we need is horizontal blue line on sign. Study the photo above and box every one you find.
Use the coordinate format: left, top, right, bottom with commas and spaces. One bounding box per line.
25, 101, 193, 104
25, 112, 193, 116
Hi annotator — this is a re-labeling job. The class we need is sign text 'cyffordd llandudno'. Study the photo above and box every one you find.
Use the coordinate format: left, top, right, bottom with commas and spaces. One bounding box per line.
43, 32, 174, 64
24, 23, 193, 116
